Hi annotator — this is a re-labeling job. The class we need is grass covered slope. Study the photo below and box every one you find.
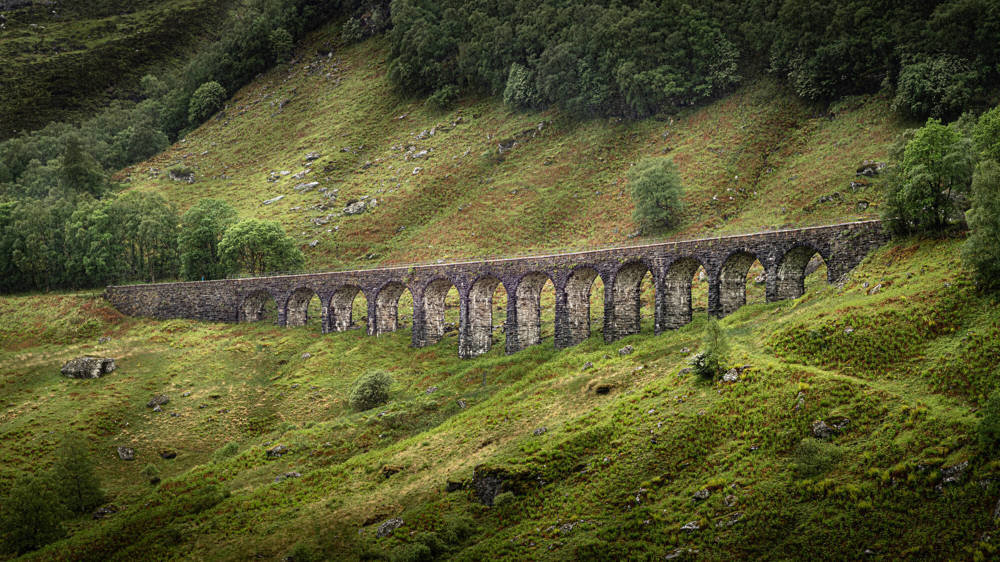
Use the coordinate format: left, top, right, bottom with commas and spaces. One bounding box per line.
2, 237, 999, 560
122, 27, 902, 273
0, 0, 234, 138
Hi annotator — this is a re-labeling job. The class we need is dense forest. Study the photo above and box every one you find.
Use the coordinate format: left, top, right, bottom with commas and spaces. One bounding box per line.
1, 0, 998, 293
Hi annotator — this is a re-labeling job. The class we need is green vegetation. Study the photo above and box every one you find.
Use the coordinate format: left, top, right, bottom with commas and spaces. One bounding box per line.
349, 370, 394, 411
690, 317, 729, 380
628, 157, 684, 231
883, 118, 975, 235
963, 161, 1000, 292
978, 388, 1000, 458
218, 219, 305, 276
179, 199, 239, 281
0, 477, 67, 555
51, 433, 105, 515
188, 82, 227, 124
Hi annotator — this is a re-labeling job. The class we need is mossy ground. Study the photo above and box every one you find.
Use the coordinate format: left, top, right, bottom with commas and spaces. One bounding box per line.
2, 19, 996, 562
2, 238, 999, 560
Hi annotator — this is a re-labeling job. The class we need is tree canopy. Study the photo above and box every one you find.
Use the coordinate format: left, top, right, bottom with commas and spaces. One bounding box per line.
219, 219, 305, 276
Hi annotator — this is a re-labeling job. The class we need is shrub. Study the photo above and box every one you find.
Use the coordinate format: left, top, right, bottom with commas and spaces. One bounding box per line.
139, 74, 169, 99
51, 432, 104, 514
689, 318, 729, 380
0, 476, 68, 554
270, 28, 293, 63
793, 438, 841, 478
213, 442, 240, 462
978, 387, 1000, 456
492, 491, 516, 507
628, 157, 683, 231
188, 81, 226, 124
502, 63, 540, 109
962, 161, 1000, 292
349, 370, 393, 411
428, 85, 460, 110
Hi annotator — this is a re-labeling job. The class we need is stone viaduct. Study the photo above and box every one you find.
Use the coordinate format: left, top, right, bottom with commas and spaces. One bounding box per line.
105, 220, 888, 358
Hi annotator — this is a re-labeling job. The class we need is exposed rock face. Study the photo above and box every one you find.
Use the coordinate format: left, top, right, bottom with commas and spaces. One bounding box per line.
147, 394, 169, 408
61, 357, 116, 379
117, 446, 135, 461
376, 518, 404, 538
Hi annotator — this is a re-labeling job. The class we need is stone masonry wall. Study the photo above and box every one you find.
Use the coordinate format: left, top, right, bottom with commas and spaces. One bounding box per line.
105, 220, 889, 358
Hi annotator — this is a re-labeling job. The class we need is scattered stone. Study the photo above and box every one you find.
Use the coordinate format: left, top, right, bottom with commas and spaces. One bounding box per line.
274, 471, 302, 483
723, 494, 738, 507
381, 465, 401, 479
152, 405, 162, 412
533, 427, 548, 436
304, 152, 321, 161
308, 239, 319, 247
856, 200, 870, 211
412, 166, 422, 175
301, 352, 311, 359
582, 361, 593, 370
262, 195, 284, 205
618, 345, 634, 356
844, 326, 854, 335
266, 444, 289, 458
692, 489, 710, 501
680, 521, 700, 533
92, 505, 119, 520
868, 283, 882, 295
147, 394, 169, 408
376, 518, 404, 538
61, 357, 116, 379
722, 368, 740, 383
457, 399, 467, 409
941, 461, 968, 485
98, 336, 111, 344
117, 446, 135, 461
811, 420, 836, 439
160, 450, 177, 460
294, 181, 319, 192
794, 391, 806, 411
680, 347, 690, 354
181, 391, 191, 397
856, 160, 886, 177
168, 169, 195, 183
715, 512, 743, 528
425, 386, 438, 394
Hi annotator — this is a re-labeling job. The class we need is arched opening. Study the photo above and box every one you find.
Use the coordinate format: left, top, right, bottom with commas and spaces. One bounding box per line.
662, 257, 705, 329
330, 285, 367, 332
421, 278, 459, 345
241, 290, 278, 324
565, 266, 602, 346
718, 251, 762, 316
374, 282, 412, 335
746, 258, 766, 305
285, 287, 321, 329
514, 272, 553, 350
464, 275, 506, 356
777, 245, 829, 300
609, 261, 652, 340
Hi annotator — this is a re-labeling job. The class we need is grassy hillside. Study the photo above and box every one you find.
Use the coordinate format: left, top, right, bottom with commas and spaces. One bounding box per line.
5, 18, 999, 562
0, 0, 235, 137
122, 28, 902, 272
2, 236, 999, 560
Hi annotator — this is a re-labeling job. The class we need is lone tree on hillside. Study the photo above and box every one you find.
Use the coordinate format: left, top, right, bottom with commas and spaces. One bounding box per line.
178, 198, 238, 281
883, 118, 975, 235
50, 432, 104, 515
218, 218, 304, 276
628, 157, 683, 231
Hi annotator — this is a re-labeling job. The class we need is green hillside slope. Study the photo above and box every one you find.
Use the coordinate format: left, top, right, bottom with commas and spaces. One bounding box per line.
121, 30, 901, 272
3, 17, 999, 562
0, 0, 237, 138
